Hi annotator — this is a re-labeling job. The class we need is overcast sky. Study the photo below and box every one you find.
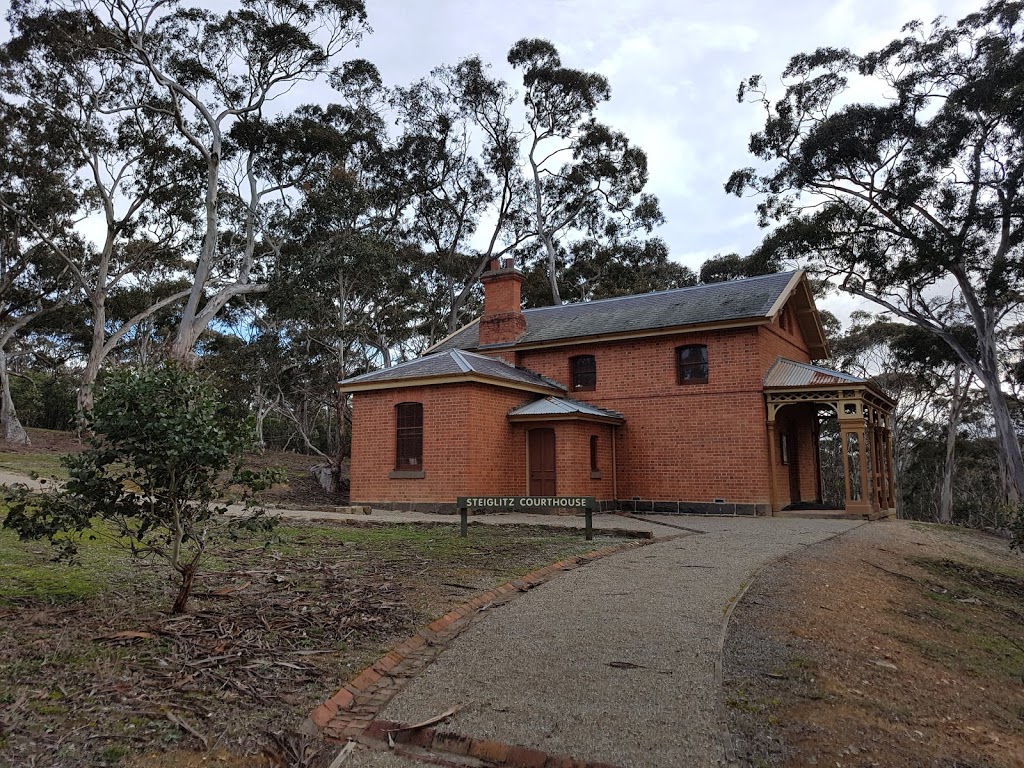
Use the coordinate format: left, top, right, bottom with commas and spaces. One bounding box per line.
347, 0, 981, 323
1, 0, 982, 325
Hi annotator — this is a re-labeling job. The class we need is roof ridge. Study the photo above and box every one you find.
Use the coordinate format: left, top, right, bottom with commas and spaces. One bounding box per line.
340, 349, 446, 383
518, 270, 800, 314
449, 349, 473, 373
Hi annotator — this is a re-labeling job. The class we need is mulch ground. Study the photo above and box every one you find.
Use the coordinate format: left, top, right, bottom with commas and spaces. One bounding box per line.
0, 519, 622, 768
723, 520, 1024, 768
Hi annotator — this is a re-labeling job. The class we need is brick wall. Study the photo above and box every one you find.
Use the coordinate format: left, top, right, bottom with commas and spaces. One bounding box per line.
512, 421, 615, 499
350, 383, 530, 507
758, 313, 819, 507
349, 298, 822, 512
501, 305, 817, 509
772, 402, 820, 507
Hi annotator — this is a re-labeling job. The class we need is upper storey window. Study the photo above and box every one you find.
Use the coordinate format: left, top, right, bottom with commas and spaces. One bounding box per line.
676, 345, 708, 385
570, 355, 596, 391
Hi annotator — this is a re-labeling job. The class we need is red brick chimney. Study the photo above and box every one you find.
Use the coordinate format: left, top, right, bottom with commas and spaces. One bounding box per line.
478, 257, 527, 347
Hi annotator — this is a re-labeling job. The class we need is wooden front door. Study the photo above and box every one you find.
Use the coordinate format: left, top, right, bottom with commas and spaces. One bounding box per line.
528, 428, 556, 496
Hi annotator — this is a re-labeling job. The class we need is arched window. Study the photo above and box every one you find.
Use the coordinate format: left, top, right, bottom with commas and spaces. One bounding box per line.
395, 402, 423, 469
676, 345, 708, 385
570, 355, 596, 391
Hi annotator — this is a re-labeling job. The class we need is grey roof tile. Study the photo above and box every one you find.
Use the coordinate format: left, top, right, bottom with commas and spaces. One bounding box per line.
432, 271, 799, 352
338, 349, 564, 391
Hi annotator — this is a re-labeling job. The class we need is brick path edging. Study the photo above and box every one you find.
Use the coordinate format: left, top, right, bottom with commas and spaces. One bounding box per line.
307, 533, 685, 743
365, 719, 621, 768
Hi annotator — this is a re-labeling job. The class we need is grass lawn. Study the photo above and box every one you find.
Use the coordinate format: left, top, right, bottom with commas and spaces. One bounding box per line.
0, 517, 624, 767
0, 451, 69, 481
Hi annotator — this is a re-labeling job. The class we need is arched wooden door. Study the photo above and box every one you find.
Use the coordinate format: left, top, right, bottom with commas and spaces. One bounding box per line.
528, 428, 556, 496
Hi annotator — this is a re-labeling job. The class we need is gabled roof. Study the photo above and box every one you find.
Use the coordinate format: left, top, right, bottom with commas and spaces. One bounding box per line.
337, 349, 564, 394
764, 358, 865, 388
507, 396, 625, 424
429, 271, 827, 356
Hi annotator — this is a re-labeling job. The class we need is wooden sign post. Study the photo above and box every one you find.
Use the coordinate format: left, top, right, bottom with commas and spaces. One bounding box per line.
455, 496, 598, 540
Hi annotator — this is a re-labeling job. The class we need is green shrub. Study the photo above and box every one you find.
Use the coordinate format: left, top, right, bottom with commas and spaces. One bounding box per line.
3, 363, 274, 613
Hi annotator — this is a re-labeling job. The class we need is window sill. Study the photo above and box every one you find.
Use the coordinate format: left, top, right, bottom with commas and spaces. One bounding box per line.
389, 470, 425, 479
590, 471, 603, 480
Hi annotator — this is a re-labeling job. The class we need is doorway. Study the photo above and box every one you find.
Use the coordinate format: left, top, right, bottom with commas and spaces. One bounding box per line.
528, 428, 556, 496
787, 428, 801, 503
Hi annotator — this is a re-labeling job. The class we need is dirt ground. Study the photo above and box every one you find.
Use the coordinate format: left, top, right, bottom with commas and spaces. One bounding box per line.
0, 518, 622, 768
724, 520, 1024, 768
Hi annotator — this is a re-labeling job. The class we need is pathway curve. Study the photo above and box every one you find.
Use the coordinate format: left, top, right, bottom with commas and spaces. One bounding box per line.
349, 516, 863, 768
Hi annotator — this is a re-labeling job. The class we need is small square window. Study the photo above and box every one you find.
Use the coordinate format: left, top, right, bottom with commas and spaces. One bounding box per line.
571, 355, 596, 391
676, 345, 708, 385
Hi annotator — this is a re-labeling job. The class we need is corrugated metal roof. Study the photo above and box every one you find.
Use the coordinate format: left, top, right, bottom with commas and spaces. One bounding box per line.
431, 271, 800, 352
338, 349, 564, 392
507, 396, 625, 422
764, 358, 866, 388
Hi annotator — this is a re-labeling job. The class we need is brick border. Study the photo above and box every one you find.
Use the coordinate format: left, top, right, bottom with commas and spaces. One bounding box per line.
307, 534, 685, 743
364, 719, 621, 767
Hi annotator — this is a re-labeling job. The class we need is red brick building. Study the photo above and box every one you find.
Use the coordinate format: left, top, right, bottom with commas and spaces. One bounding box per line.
339, 262, 896, 517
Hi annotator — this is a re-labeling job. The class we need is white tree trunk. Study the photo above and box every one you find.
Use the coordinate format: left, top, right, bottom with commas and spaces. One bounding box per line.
78, 300, 106, 419
937, 366, 966, 524
0, 347, 29, 445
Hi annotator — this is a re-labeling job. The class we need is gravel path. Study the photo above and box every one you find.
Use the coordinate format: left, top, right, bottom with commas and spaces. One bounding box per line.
0, 470, 50, 490
364, 516, 863, 768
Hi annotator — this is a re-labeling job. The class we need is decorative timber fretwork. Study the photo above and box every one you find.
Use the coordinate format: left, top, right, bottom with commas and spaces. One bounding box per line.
764, 382, 896, 519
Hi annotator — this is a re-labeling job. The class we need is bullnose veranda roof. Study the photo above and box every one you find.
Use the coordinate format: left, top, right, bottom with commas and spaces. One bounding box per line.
337, 348, 564, 392
763, 358, 868, 388
431, 271, 802, 352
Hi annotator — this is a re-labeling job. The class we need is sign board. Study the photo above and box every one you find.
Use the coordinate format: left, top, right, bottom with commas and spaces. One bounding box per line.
457, 496, 597, 510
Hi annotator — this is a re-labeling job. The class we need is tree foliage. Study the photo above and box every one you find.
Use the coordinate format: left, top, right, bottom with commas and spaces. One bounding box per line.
2, 364, 273, 613
510, 38, 664, 304
728, 0, 1024, 504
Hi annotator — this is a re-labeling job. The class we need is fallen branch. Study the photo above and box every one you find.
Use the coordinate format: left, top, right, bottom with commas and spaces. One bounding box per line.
860, 559, 923, 584
164, 709, 209, 749
387, 705, 462, 734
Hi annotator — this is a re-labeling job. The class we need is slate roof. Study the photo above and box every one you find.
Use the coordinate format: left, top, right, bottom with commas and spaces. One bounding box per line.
507, 396, 625, 422
763, 358, 866, 388
431, 271, 801, 352
337, 349, 564, 392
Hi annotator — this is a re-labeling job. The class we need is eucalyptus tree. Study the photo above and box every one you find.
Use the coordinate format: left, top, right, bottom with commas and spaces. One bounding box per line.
0, 99, 81, 443
81, 0, 372, 360
263, 62, 425, 456
1, 2, 197, 415
727, 1, 1024, 502
833, 314, 979, 522
698, 250, 782, 284
393, 57, 532, 335
521, 237, 695, 306
508, 39, 664, 304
